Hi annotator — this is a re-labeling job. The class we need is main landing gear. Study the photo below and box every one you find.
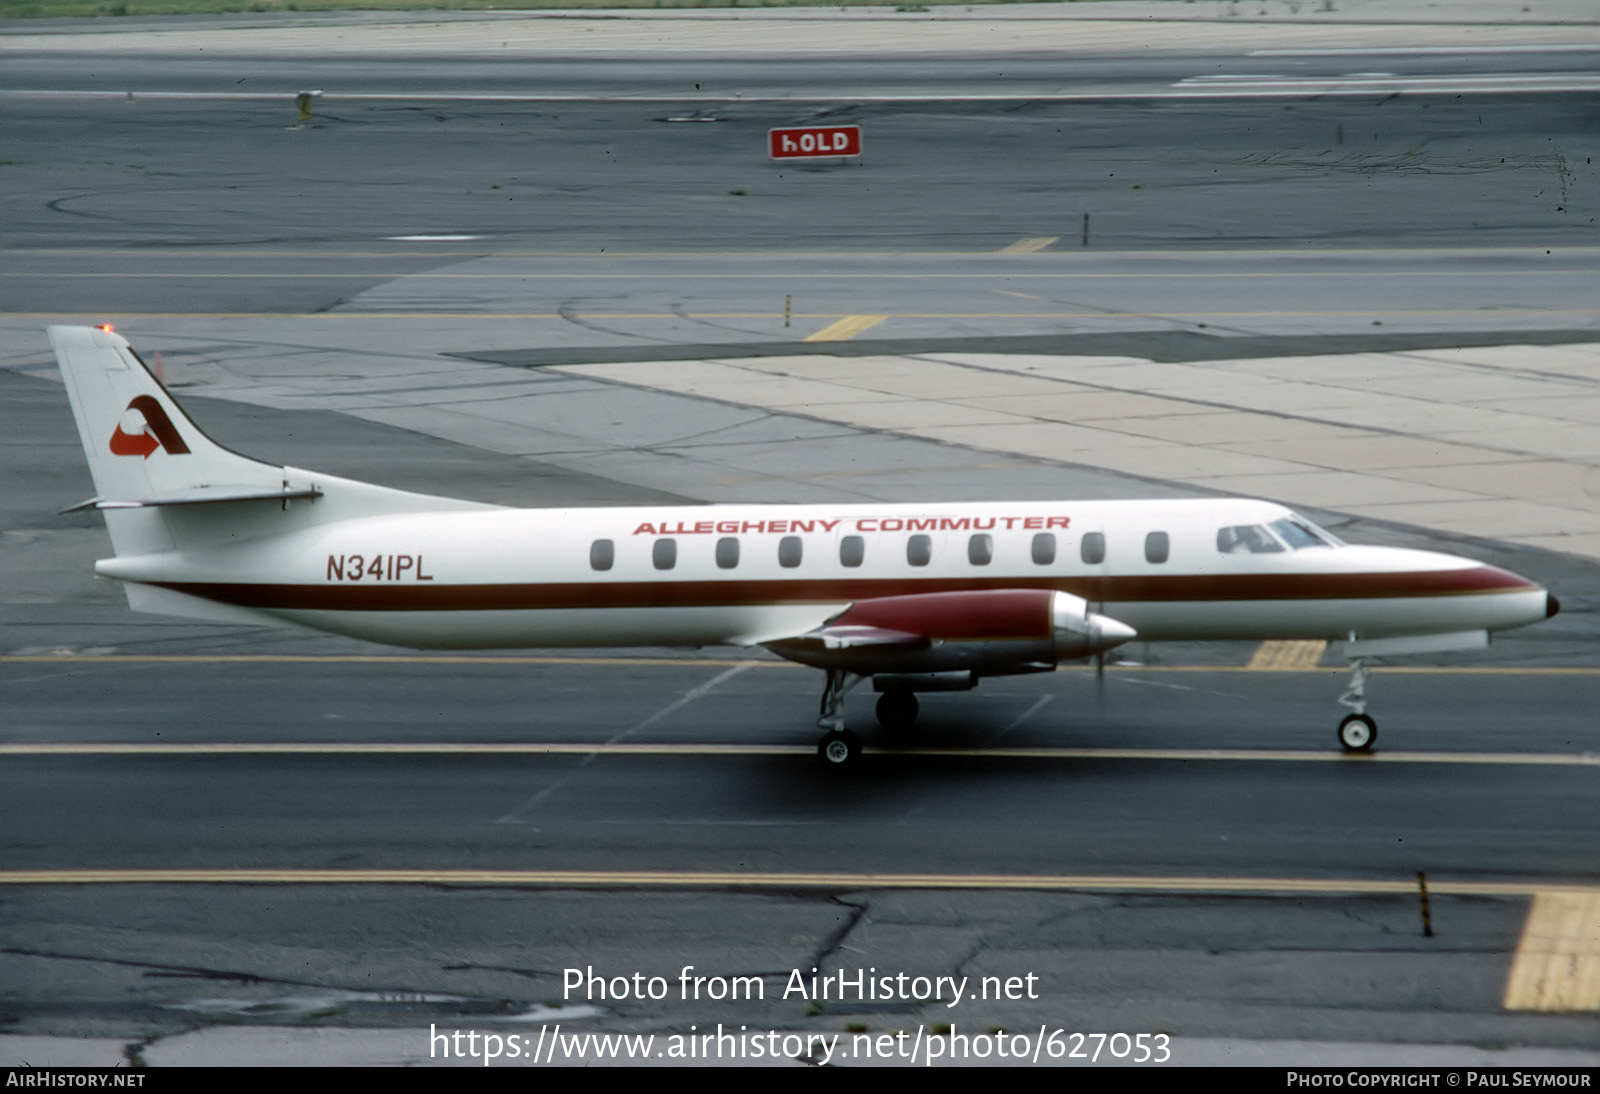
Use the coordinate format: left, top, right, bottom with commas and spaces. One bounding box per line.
1337, 656, 1378, 753
816, 676, 926, 768
816, 669, 865, 768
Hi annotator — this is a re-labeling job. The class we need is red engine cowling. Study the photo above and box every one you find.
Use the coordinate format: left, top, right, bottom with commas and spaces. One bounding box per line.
764, 589, 1135, 676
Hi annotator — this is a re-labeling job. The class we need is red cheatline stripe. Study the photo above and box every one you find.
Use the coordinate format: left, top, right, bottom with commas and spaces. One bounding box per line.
147, 567, 1536, 614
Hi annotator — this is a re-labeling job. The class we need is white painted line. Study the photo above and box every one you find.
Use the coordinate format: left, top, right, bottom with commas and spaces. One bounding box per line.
495, 663, 754, 823
1252, 46, 1600, 56
9, 81, 1600, 104
1170, 75, 1600, 96
3, 742, 1596, 767
385, 234, 483, 242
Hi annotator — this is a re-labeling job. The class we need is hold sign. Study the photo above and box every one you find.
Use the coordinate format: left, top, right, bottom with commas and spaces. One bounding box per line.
769, 125, 862, 160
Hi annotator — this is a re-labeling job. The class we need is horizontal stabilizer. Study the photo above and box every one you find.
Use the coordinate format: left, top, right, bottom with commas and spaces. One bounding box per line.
61, 484, 324, 513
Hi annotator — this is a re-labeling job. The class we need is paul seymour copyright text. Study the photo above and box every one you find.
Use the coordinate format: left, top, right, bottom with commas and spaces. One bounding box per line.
1288, 1076, 1591, 1088
429, 964, 1174, 1065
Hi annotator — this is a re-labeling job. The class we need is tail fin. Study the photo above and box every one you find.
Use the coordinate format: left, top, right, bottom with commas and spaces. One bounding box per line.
50, 325, 291, 503
50, 325, 304, 557
49, 325, 493, 561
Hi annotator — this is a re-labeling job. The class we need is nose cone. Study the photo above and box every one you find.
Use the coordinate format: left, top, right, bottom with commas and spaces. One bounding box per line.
1547, 593, 1562, 619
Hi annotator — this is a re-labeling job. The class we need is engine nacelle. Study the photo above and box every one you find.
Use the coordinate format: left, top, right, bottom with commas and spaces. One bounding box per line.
764, 588, 1136, 676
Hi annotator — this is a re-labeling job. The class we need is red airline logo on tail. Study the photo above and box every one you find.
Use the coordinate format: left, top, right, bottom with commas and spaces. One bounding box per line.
109, 396, 191, 459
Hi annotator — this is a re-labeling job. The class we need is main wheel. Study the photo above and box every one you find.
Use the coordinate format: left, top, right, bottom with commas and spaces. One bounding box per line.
1338, 713, 1377, 753
876, 689, 919, 731
817, 729, 862, 768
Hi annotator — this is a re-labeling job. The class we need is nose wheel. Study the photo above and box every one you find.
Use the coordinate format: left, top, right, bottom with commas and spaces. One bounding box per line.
1335, 654, 1378, 753
1338, 713, 1377, 752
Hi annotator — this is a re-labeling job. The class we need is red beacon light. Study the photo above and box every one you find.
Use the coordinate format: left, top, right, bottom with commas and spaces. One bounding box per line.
98, 324, 114, 332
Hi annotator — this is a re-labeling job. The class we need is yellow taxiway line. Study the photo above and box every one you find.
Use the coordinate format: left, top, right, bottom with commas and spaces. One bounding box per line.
1247, 640, 1329, 671
0, 870, 1593, 901
1504, 891, 1600, 1012
803, 314, 889, 342
996, 236, 1060, 254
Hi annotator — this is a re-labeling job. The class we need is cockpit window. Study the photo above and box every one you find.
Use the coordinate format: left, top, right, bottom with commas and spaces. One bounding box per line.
1217, 524, 1284, 555
1270, 517, 1335, 549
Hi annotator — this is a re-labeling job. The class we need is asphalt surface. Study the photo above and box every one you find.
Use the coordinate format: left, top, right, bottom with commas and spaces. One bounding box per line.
3, 94, 1594, 254
2, 7, 1599, 1066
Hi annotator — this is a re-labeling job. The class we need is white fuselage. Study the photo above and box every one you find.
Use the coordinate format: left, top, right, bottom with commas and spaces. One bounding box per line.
97, 496, 1552, 652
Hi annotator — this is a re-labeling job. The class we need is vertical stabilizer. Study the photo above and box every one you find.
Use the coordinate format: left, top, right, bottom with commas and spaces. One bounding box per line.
49, 325, 289, 556
48, 326, 497, 568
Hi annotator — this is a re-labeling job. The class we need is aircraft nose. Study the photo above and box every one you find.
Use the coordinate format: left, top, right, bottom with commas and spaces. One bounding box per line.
1547, 593, 1561, 619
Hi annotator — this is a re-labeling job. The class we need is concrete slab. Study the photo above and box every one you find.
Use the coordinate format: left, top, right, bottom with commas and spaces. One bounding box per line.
728, 355, 933, 381
1349, 499, 1600, 539
1077, 446, 1326, 482
847, 367, 1066, 401
1345, 374, 1596, 405
1493, 396, 1600, 426
549, 343, 1600, 558
1227, 434, 1512, 471
1517, 531, 1600, 557
1438, 424, 1600, 462
928, 353, 1154, 379
912, 421, 1175, 458
1108, 412, 1363, 447
707, 378, 911, 409
562, 360, 759, 390
1210, 354, 1456, 383
1189, 471, 1485, 509
816, 400, 1033, 431
968, 391, 1217, 421
1400, 461, 1600, 502
1406, 344, 1600, 377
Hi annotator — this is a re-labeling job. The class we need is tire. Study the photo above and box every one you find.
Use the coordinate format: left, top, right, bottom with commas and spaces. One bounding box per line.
875, 689, 919, 730
1338, 714, 1377, 753
817, 729, 862, 768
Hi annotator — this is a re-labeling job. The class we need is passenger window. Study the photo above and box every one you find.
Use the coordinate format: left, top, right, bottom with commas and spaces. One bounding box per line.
1217, 524, 1283, 555
1144, 531, 1169, 564
715, 536, 740, 569
839, 535, 865, 568
1080, 532, 1105, 565
778, 535, 803, 568
589, 539, 614, 572
907, 534, 932, 567
1031, 532, 1056, 566
652, 538, 677, 571
968, 534, 993, 566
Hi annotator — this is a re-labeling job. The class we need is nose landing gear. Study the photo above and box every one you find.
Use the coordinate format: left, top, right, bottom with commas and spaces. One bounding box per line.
1337, 656, 1378, 752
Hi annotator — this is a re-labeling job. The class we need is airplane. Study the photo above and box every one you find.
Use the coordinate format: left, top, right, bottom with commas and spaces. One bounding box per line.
46, 325, 1560, 767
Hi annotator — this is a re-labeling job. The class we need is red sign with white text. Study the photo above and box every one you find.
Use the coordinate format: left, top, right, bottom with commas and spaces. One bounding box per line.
768, 125, 862, 160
